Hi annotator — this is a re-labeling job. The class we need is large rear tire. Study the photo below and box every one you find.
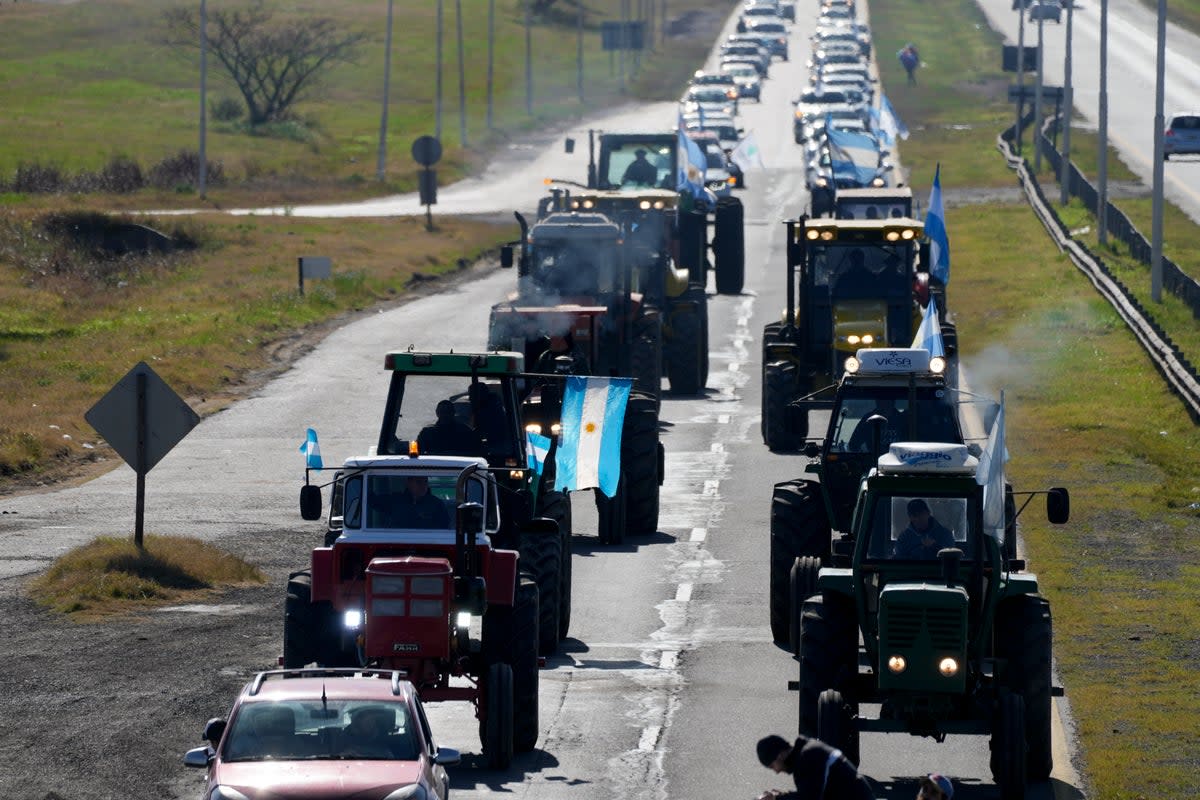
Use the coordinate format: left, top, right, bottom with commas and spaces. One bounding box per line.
667, 299, 704, 396
631, 311, 663, 405
997, 595, 1053, 780
713, 198, 745, 294
760, 322, 785, 438
537, 490, 573, 641
797, 595, 857, 738
483, 663, 514, 770
519, 528, 562, 656
283, 571, 315, 669
621, 390, 661, 537
596, 476, 626, 546
763, 361, 804, 451
769, 479, 831, 644
511, 577, 540, 752
990, 690, 1028, 800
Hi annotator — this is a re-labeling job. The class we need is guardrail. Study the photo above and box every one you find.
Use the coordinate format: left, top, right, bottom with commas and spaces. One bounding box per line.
997, 118, 1200, 422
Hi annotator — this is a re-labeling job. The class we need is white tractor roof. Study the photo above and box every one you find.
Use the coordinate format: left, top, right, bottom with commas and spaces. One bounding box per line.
877, 443, 978, 475
342, 455, 489, 471
854, 348, 931, 374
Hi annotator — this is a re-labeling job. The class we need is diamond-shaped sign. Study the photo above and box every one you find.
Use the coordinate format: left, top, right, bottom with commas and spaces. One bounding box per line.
85, 362, 200, 474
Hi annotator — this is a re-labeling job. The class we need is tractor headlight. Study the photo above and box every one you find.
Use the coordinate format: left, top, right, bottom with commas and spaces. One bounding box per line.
525, 423, 542, 434
885, 230, 900, 241
509, 469, 526, 480
939, 657, 959, 677
861, 334, 874, 344
551, 422, 562, 434
653, 200, 665, 209
887, 655, 907, 674
847, 334, 860, 345
815, 177, 828, 188
343, 609, 363, 630
805, 228, 821, 240
456, 611, 472, 629
582, 199, 595, 209
871, 177, 885, 187
570, 200, 580, 210
844, 357, 860, 374
929, 356, 946, 374
640, 200, 651, 210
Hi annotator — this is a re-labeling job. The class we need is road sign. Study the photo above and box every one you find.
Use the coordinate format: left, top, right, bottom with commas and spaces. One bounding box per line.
601, 21, 645, 51
1007, 84, 1063, 102
1002, 45, 1039, 72
85, 361, 200, 474
411, 135, 443, 167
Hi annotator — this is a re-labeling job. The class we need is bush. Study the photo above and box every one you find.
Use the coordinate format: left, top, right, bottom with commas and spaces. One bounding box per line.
13, 162, 66, 194
148, 150, 224, 190
98, 156, 145, 194
210, 95, 244, 122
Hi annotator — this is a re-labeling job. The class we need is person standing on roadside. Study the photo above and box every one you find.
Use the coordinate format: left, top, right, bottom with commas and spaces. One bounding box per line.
898, 43, 920, 85
755, 734, 876, 800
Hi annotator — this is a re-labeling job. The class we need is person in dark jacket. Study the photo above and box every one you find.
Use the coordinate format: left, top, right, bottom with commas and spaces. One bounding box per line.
893, 498, 956, 559
756, 734, 875, 800
417, 399, 484, 457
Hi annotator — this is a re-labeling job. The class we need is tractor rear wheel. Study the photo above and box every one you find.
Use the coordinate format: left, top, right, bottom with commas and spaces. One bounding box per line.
714, 198, 745, 295
667, 300, 704, 396
769, 479, 831, 644
698, 289, 710, 387
763, 361, 804, 451
817, 689, 860, 767
595, 475, 626, 546
760, 322, 784, 438
990, 690, 1028, 800
797, 595, 857, 738
511, 577, 540, 752
997, 595, 1054, 780
283, 571, 315, 669
519, 529, 562, 656
678, 209, 708, 285
631, 311, 663, 405
789, 556, 821, 656
483, 663, 515, 770
621, 389, 661, 537
537, 490, 573, 641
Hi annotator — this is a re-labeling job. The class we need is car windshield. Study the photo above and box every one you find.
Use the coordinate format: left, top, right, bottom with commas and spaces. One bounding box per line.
800, 90, 847, 104
688, 87, 731, 102
865, 495, 973, 560
222, 700, 420, 762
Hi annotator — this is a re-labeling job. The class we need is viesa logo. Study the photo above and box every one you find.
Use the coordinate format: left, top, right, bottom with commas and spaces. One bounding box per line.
901, 451, 953, 465
392, 643, 420, 653
868, 351, 912, 368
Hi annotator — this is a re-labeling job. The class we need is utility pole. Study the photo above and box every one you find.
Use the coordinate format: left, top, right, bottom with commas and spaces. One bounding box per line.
525, 0, 533, 116
1151, 0, 1166, 302
456, 0, 467, 147
198, 0, 208, 199
1098, 0, 1109, 245
377, 0, 395, 181
436, 0, 444, 139
1015, 4, 1026, 154
487, 0, 495, 129
577, 0, 585, 104
1034, 15, 1045, 173
1060, 0, 1074, 205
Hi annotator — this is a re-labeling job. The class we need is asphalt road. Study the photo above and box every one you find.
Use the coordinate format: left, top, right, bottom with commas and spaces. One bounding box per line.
0, 1, 1095, 799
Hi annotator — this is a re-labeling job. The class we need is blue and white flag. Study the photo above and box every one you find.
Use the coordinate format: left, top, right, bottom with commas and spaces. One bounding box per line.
975, 392, 1007, 541
299, 427, 323, 469
526, 430, 552, 476
826, 118, 883, 186
676, 127, 707, 200
910, 299, 945, 358
554, 376, 632, 498
876, 94, 909, 145
926, 164, 951, 284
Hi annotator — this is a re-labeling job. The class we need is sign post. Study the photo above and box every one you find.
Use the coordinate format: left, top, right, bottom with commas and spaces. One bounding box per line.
412, 136, 443, 232
85, 362, 201, 547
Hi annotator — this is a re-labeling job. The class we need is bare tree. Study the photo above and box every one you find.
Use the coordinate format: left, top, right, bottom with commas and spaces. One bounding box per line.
164, 2, 367, 126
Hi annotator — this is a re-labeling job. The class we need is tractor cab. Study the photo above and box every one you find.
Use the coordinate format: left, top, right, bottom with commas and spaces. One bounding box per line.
835, 186, 915, 221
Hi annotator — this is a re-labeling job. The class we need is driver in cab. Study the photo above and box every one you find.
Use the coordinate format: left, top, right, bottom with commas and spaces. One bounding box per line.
622, 148, 659, 186
893, 498, 956, 559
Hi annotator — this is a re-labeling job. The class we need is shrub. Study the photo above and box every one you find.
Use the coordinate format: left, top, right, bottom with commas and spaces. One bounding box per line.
210, 95, 244, 122
13, 162, 66, 194
98, 156, 145, 194
148, 150, 224, 190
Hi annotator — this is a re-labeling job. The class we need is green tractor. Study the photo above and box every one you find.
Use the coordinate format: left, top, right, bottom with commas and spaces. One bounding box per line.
569, 129, 746, 296
372, 350, 571, 656
768, 347, 964, 648
761, 216, 958, 452
487, 223, 665, 545
791, 440, 1070, 799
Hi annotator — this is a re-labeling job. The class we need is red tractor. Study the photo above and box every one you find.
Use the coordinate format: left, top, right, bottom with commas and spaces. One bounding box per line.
289, 456, 541, 770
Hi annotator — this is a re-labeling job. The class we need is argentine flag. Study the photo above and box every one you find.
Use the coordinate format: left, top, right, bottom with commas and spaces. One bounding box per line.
926, 164, 951, 284
676, 127, 707, 200
299, 428, 323, 470
876, 95, 909, 146
911, 299, 945, 358
554, 376, 632, 498
526, 430, 552, 476
826, 119, 883, 186
975, 392, 1007, 541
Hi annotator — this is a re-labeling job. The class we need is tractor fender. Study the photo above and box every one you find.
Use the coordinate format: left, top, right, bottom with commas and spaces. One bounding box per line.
485, 549, 519, 606
524, 517, 559, 537
309, 548, 336, 603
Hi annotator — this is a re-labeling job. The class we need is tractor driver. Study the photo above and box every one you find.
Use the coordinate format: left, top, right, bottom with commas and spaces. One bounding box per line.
622, 148, 659, 186
417, 399, 484, 457
846, 397, 908, 453
395, 475, 451, 529
893, 498, 956, 559
534, 332, 590, 376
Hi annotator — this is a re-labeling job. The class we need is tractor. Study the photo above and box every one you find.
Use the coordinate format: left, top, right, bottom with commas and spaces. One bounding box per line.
567, 129, 746, 296
768, 347, 966, 647
370, 351, 568, 657
761, 215, 958, 452
791, 440, 1070, 800
289, 457, 540, 770
487, 216, 666, 545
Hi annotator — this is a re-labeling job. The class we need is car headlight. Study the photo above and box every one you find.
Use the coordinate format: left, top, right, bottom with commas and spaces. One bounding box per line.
211, 787, 251, 800
383, 785, 428, 800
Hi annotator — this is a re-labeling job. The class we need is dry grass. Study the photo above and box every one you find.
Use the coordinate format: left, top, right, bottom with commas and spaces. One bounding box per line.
29, 533, 266, 616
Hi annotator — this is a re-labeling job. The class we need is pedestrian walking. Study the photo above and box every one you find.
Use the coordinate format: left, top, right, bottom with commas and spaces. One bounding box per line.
898, 43, 920, 85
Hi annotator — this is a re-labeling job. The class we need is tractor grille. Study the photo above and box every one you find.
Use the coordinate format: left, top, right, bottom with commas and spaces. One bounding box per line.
887, 605, 963, 650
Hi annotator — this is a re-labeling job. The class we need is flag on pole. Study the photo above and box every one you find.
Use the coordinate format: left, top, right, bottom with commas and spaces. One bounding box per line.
299, 428, 323, 469
911, 299, 945, 358
526, 430, 551, 476
676, 126, 707, 200
975, 392, 1007, 541
554, 376, 632, 498
730, 131, 766, 171
876, 94, 909, 145
926, 164, 951, 284
826, 116, 883, 185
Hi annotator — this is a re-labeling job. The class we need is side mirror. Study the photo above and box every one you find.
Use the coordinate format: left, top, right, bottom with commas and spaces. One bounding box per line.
457, 501, 485, 536
803, 441, 821, 458
500, 245, 514, 269
203, 717, 227, 746
435, 747, 462, 767
1046, 487, 1070, 524
300, 484, 322, 521
785, 402, 808, 435
183, 746, 212, 768
564, 137, 575, 154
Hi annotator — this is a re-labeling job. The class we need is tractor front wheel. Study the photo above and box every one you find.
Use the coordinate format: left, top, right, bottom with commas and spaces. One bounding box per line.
667, 299, 705, 396
283, 571, 315, 669
621, 390, 661, 537
538, 490, 573, 641
817, 689, 860, 767
997, 594, 1053, 780
483, 663, 515, 770
789, 555, 821, 655
797, 595, 857, 738
990, 690, 1028, 800
511, 576, 540, 752
769, 479, 831, 644
631, 312, 663, 405
596, 476, 626, 546
519, 528, 562, 656
713, 197, 745, 294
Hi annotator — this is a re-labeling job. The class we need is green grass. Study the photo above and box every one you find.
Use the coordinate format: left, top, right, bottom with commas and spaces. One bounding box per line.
29, 534, 266, 616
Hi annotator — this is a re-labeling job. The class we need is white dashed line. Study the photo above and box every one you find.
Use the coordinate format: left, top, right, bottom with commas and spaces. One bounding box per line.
638, 725, 661, 752
675, 582, 693, 602
690, 527, 707, 542
717, 414, 730, 424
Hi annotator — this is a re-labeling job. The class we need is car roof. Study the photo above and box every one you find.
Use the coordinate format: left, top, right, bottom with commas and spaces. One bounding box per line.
239, 670, 419, 704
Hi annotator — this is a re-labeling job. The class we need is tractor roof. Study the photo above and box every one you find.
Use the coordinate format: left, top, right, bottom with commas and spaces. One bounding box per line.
800, 217, 924, 243
382, 351, 524, 374
844, 347, 945, 378
530, 212, 621, 240
342, 454, 489, 471
876, 443, 978, 476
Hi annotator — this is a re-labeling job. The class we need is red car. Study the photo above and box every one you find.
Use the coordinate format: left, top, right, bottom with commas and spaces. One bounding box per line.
184, 668, 460, 800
